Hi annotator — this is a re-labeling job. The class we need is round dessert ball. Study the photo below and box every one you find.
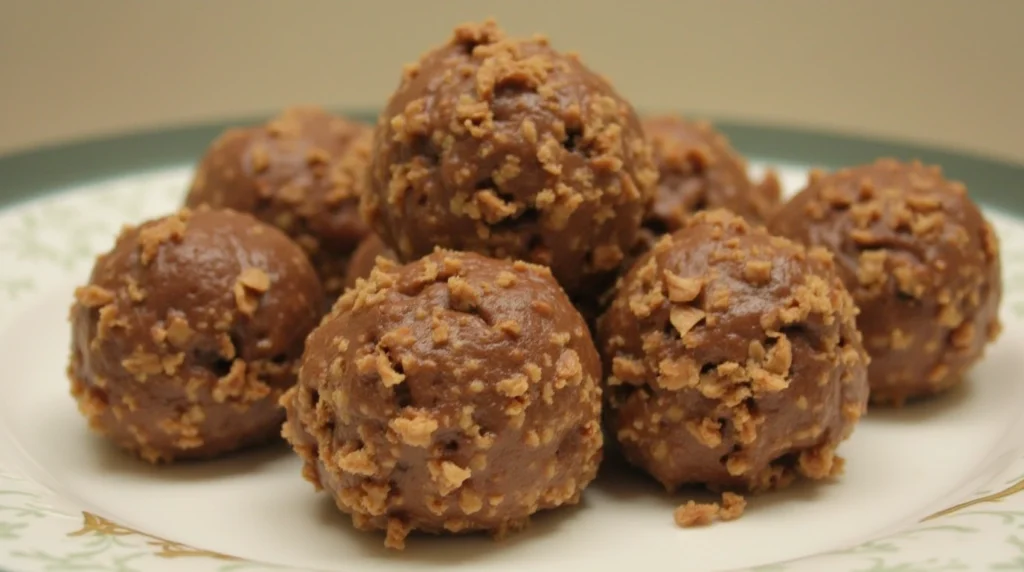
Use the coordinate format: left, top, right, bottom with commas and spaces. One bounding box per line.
598, 210, 869, 492
769, 159, 1002, 405
342, 234, 397, 290
642, 115, 781, 236
185, 106, 372, 298
68, 208, 323, 463
362, 20, 657, 298
282, 249, 603, 549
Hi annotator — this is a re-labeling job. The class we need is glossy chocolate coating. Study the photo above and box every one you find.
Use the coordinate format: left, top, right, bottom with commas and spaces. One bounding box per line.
599, 210, 868, 491
282, 249, 602, 548
186, 106, 371, 299
68, 208, 322, 463
362, 20, 657, 298
769, 159, 1002, 404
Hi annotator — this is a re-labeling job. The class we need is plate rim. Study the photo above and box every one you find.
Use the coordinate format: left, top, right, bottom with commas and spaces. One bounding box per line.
1, 111, 1023, 215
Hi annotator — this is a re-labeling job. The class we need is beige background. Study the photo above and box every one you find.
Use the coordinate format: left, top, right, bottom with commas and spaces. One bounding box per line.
1, 0, 1022, 162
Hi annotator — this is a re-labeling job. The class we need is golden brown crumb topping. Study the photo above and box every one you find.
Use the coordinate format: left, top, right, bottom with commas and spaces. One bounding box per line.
67, 208, 322, 464
673, 492, 747, 527
599, 209, 869, 493
640, 115, 780, 236
769, 158, 1002, 405
282, 247, 603, 549
362, 19, 657, 298
186, 106, 373, 298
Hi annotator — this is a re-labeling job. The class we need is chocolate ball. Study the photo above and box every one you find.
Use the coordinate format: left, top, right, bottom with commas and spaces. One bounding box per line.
185, 106, 372, 298
342, 234, 397, 291
362, 20, 657, 297
769, 159, 1002, 405
642, 115, 781, 235
282, 250, 603, 549
68, 208, 323, 463
598, 210, 869, 492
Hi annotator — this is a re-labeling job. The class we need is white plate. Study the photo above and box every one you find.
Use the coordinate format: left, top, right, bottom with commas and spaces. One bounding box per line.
2, 164, 1024, 572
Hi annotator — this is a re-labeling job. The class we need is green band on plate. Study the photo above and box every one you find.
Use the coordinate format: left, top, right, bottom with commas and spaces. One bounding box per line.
1, 110, 1021, 214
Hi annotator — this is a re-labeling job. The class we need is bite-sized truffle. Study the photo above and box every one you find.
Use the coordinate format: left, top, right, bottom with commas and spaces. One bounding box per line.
282, 250, 603, 549
769, 159, 1002, 405
185, 106, 372, 298
343, 234, 398, 291
68, 208, 323, 463
636, 116, 781, 250
598, 210, 869, 492
362, 20, 657, 298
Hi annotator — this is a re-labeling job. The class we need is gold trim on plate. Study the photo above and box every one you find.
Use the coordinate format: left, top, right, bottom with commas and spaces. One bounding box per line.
922, 477, 1024, 521
69, 511, 240, 561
